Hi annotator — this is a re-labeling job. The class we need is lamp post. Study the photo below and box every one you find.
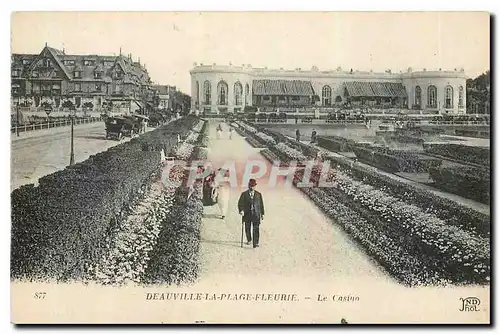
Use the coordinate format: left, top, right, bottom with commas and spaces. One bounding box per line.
16, 96, 20, 137
45, 106, 52, 128
69, 108, 75, 166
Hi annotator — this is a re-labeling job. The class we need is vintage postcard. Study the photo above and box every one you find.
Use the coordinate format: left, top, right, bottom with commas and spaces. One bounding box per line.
10, 11, 490, 324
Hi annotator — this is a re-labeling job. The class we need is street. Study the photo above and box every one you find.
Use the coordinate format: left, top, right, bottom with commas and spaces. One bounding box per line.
11, 122, 136, 190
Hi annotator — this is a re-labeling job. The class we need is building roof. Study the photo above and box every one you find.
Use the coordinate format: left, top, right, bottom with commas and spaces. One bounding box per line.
153, 85, 174, 95
252, 79, 314, 96
12, 46, 151, 85
344, 81, 407, 98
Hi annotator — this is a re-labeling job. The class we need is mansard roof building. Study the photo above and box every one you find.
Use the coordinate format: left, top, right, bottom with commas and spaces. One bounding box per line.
11, 44, 154, 114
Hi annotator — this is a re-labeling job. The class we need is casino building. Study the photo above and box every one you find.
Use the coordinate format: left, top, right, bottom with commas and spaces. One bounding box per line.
190, 63, 467, 115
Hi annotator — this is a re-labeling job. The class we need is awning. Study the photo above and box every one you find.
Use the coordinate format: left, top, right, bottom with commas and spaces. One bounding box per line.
252, 79, 314, 96
344, 81, 407, 98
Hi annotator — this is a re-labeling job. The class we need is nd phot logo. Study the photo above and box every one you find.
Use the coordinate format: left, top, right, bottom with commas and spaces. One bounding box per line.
459, 297, 480, 312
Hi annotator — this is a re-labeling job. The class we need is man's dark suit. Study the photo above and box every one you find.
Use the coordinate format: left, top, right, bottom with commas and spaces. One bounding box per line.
238, 189, 265, 247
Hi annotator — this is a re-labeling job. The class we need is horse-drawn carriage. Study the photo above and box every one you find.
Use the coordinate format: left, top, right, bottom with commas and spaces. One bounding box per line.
105, 116, 139, 140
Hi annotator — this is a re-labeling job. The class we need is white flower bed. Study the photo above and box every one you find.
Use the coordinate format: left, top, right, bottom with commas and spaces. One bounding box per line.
327, 170, 490, 282
174, 142, 195, 160
90, 186, 176, 285
185, 130, 200, 144
255, 132, 277, 145
192, 120, 205, 132
275, 142, 307, 161
303, 186, 448, 286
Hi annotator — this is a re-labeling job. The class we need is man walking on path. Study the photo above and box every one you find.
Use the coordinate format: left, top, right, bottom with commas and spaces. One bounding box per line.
238, 179, 265, 248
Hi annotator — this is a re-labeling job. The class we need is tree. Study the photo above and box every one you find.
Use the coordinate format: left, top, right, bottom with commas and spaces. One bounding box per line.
466, 70, 490, 114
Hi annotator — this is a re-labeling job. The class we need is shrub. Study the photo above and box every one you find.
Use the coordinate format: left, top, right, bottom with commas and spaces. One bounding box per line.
424, 144, 490, 167
245, 136, 266, 148
317, 136, 355, 152
353, 146, 442, 173
429, 165, 490, 204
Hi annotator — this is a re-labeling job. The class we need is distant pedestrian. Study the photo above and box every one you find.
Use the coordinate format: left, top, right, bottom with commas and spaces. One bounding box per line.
238, 179, 265, 248
311, 129, 317, 144
216, 123, 223, 140
216, 169, 230, 219
296, 129, 301, 142
229, 127, 234, 140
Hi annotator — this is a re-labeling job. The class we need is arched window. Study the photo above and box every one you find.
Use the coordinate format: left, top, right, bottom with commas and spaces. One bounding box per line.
195, 81, 199, 105
427, 85, 437, 108
234, 82, 243, 105
322, 85, 332, 106
203, 81, 211, 105
458, 86, 464, 107
445, 85, 453, 108
217, 80, 228, 105
245, 83, 250, 104
414, 86, 422, 107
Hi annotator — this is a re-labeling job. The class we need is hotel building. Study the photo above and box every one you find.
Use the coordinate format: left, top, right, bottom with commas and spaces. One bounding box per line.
11, 44, 155, 115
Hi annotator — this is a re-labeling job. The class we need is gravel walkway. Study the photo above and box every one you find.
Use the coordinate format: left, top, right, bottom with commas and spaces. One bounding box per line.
198, 122, 395, 285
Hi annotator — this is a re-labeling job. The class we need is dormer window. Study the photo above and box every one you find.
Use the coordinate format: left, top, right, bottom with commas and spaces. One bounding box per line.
74, 71, 81, 78
32, 71, 38, 78
12, 69, 20, 77
64, 60, 75, 66
43, 59, 51, 67
114, 71, 123, 79
95, 84, 102, 92
83, 60, 95, 66
22, 59, 30, 65
94, 72, 102, 79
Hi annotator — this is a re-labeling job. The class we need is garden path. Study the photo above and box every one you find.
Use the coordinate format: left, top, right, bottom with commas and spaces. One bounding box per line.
197, 121, 395, 287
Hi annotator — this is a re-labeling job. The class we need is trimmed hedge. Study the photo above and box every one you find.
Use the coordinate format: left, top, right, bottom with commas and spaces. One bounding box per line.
353, 146, 442, 173
197, 120, 209, 148
429, 165, 490, 205
11, 116, 199, 282
317, 136, 356, 152
424, 143, 490, 167
455, 129, 490, 139
257, 126, 319, 159
245, 136, 266, 148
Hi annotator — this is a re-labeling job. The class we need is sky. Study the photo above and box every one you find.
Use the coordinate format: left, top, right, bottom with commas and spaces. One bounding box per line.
11, 12, 490, 94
